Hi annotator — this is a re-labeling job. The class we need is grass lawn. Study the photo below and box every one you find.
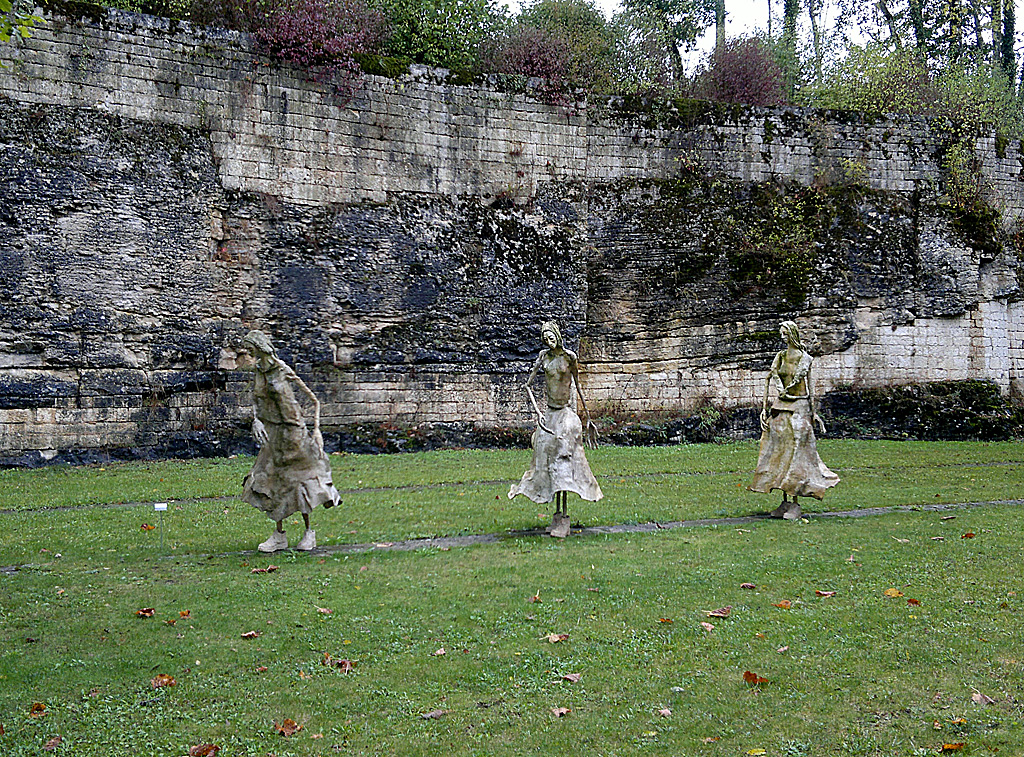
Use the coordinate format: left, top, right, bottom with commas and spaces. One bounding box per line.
1, 441, 1022, 755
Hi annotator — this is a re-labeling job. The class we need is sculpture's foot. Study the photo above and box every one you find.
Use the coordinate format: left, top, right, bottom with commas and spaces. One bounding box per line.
295, 529, 316, 551
549, 513, 570, 539
258, 530, 288, 552
770, 501, 801, 520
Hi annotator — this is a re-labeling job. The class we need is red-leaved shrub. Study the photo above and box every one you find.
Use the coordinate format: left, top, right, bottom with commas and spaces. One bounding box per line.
691, 38, 787, 107
482, 24, 573, 104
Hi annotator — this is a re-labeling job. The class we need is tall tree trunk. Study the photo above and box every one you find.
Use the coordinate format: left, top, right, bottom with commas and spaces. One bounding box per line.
909, 0, 927, 51
1001, 0, 1016, 84
715, 0, 726, 51
783, 0, 799, 91
876, 0, 903, 48
806, 0, 823, 81
991, 0, 1003, 66
767, 0, 772, 37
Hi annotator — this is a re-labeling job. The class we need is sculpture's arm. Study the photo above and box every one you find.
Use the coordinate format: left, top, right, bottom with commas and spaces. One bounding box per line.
760, 354, 780, 432
569, 352, 598, 449
282, 362, 325, 451
524, 352, 555, 435
808, 362, 827, 434
250, 379, 269, 447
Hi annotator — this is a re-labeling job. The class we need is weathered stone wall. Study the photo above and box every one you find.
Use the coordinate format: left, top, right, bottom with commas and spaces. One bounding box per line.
0, 5, 1022, 463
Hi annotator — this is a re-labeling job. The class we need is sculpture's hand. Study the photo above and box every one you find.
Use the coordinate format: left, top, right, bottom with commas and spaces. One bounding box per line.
252, 418, 269, 447
584, 419, 599, 450
312, 427, 325, 453
759, 408, 769, 432
814, 414, 827, 435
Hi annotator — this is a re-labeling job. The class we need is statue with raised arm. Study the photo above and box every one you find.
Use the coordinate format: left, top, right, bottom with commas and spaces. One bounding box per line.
749, 320, 839, 520
241, 330, 340, 552
508, 321, 602, 538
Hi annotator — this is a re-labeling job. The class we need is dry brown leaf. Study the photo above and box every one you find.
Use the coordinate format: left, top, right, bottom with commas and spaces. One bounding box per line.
164, 619, 177, 626
545, 633, 569, 643
940, 744, 964, 753
151, 674, 176, 688
743, 670, 768, 685
658, 618, 673, 624
561, 673, 582, 682
275, 718, 302, 737
773, 600, 792, 609
754, 633, 766, 639
657, 707, 672, 717
883, 588, 904, 598
141, 524, 155, 531
815, 590, 836, 597
136, 608, 155, 618
421, 709, 448, 720
433, 647, 446, 656
740, 583, 756, 590
250, 566, 279, 574
315, 606, 332, 615
705, 606, 732, 618
702, 736, 721, 744
701, 622, 715, 632
908, 598, 921, 606
255, 666, 268, 673
241, 631, 261, 639
42, 735, 62, 751
528, 591, 541, 603
336, 659, 356, 674
188, 745, 220, 757
179, 610, 191, 618
777, 645, 789, 654
971, 692, 996, 705
30, 703, 46, 717
961, 532, 975, 539
550, 707, 571, 717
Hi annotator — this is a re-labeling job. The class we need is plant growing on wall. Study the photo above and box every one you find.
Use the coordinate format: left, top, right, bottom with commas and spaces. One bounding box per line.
689, 37, 788, 106
0, 0, 44, 46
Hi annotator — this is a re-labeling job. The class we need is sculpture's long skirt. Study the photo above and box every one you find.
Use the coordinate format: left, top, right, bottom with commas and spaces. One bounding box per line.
243, 421, 340, 523
749, 400, 839, 500
508, 406, 603, 504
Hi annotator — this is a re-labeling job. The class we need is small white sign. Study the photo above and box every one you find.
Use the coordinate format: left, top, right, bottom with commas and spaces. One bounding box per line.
154, 503, 168, 512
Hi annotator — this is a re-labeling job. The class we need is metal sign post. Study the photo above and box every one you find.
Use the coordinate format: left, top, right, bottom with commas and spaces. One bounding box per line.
154, 502, 167, 550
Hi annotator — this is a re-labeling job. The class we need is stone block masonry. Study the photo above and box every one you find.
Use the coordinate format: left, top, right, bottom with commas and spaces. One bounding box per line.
0, 5, 1021, 463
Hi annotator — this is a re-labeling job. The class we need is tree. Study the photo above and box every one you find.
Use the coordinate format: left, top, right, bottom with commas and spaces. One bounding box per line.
616, 0, 715, 82
519, 0, 618, 92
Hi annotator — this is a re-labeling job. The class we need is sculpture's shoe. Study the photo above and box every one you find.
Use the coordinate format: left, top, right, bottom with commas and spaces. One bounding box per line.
770, 501, 801, 520
549, 513, 570, 539
258, 530, 288, 553
295, 529, 316, 551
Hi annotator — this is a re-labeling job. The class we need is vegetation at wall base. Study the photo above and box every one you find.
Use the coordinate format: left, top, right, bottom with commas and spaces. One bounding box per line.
1, 443, 1024, 755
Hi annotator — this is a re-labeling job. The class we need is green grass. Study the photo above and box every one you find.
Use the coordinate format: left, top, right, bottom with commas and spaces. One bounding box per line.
1, 442, 1023, 755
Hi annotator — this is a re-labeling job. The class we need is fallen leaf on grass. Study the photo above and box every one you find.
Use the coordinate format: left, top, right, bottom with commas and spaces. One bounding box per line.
255, 666, 268, 673
747, 750, 767, 756
42, 735, 62, 751
961, 533, 975, 539
740, 583, 756, 590
275, 719, 302, 737
561, 673, 581, 682
136, 608, 155, 618
250, 566, 279, 574
164, 619, 177, 626
656, 707, 671, 717
179, 610, 190, 618
550, 707, 571, 717
241, 631, 261, 639
743, 670, 768, 685
545, 633, 569, 643
658, 618, 673, 624
908, 598, 921, 606
815, 590, 836, 597
971, 692, 996, 705
700, 622, 714, 632
940, 744, 964, 753
336, 659, 356, 673
141, 524, 155, 531
705, 606, 731, 618
884, 588, 904, 598
421, 709, 448, 720
188, 745, 220, 757
528, 591, 542, 603
701, 736, 720, 743
311, 733, 324, 739
30, 703, 46, 717
773, 600, 792, 609
777, 645, 789, 654
151, 674, 176, 688
315, 606, 332, 615
433, 648, 446, 656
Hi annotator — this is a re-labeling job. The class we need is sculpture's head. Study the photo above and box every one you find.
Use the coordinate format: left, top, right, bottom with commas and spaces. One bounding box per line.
540, 321, 562, 350
243, 329, 275, 358
779, 321, 804, 350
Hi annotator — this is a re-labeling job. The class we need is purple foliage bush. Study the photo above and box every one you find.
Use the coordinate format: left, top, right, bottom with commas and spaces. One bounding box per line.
482, 24, 573, 104
691, 38, 788, 107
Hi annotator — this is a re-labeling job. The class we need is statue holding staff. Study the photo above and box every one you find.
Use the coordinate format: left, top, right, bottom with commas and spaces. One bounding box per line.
508, 321, 602, 538
749, 320, 839, 519
241, 330, 340, 552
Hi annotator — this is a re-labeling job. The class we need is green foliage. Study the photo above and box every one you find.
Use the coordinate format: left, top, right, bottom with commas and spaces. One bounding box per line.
518, 0, 617, 93
614, 0, 714, 83
371, 0, 508, 70
0, 0, 45, 46
801, 44, 937, 115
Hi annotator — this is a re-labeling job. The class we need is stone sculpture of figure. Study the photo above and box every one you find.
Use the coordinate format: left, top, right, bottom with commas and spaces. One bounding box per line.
749, 320, 839, 519
241, 330, 340, 552
508, 321, 603, 538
